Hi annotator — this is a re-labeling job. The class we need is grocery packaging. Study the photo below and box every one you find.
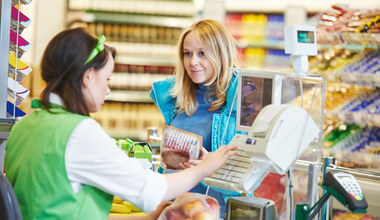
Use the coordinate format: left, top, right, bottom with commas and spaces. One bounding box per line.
160, 125, 202, 170
158, 193, 220, 220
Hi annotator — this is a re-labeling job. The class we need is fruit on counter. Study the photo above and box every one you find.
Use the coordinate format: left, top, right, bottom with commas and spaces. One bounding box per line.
110, 196, 146, 216
111, 203, 132, 214
113, 196, 123, 204
123, 201, 142, 212
109, 212, 147, 216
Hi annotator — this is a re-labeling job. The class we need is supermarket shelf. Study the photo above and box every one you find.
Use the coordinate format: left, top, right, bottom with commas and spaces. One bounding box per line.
68, 0, 195, 17
340, 72, 380, 88
318, 44, 380, 51
67, 11, 195, 29
0, 118, 15, 140
116, 54, 176, 66
106, 90, 153, 103
239, 41, 285, 50
12, 0, 31, 4
332, 89, 380, 127
295, 160, 380, 181
225, 0, 380, 13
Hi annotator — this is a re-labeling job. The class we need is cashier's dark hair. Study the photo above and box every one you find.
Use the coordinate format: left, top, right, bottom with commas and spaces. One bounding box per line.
40, 28, 115, 116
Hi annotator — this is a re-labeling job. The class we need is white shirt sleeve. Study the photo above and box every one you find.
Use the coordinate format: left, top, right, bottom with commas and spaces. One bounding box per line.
65, 118, 168, 212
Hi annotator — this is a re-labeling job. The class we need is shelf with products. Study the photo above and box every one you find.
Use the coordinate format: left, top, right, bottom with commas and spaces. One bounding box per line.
224, 0, 380, 14
66, 0, 193, 140
91, 102, 165, 140
309, 6, 380, 177
67, 0, 195, 18
68, 12, 195, 29
1, 0, 32, 171
1, 0, 32, 119
224, 12, 291, 70
109, 66, 173, 91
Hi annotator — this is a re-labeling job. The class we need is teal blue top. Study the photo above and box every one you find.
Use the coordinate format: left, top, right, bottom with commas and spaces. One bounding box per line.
150, 72, 242, 152
171, 83, 219, 151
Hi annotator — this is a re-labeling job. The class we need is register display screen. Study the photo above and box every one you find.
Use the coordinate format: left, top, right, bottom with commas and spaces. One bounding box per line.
239, 76, 273, 127
297, 30, 315, 43
229, 202, 261, 220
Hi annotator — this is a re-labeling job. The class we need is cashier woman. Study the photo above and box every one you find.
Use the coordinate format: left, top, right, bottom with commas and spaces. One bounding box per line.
4, 27, 238, 220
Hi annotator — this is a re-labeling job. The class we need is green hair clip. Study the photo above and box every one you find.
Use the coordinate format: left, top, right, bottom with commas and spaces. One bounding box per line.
84, 34, 106, 65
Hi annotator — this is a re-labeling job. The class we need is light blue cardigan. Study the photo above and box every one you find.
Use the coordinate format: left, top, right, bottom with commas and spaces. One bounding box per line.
149, 72, 241, 152
149, 72, 250, 200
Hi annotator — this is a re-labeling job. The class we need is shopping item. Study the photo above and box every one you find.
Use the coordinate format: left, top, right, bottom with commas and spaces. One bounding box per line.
158, 192, 220, 220
160, 125, 202, 170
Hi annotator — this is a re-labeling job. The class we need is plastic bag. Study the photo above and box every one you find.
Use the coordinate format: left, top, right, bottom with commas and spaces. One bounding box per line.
158, 193, 220, 220
160, 125, 202, 170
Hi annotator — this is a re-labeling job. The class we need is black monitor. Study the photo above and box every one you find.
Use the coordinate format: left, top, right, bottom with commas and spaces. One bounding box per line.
236, 70, 282, 133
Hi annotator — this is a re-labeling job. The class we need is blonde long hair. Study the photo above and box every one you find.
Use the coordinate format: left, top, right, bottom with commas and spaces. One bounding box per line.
171, 19, 239, 116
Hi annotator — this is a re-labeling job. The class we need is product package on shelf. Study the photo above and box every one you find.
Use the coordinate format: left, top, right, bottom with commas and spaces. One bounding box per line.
160, 125, 202, 171
6, 101, 26, 118
323, 123, 363, 150
308, 47, 358, 82
332, 88, 380, 127
12, 0, 32, 5
116, 138, 153, 170
158, 193, 220, 220
8, 52, 32, 82
341, 10, 380, 47
10, 5, 31, 34
328, 126, 380, 170
310, 5, 380, 47
339, 49, 380, 87
309, 47, 380, 86
323, 83, 373, 119
9, 29, 31, 57
7, 77, 30, 106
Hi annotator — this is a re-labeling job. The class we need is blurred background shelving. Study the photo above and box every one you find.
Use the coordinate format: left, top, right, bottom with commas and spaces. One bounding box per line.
65, 0, 197, 140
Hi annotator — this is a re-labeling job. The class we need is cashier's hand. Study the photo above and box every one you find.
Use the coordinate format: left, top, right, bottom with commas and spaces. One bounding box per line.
178, 147, 208, 169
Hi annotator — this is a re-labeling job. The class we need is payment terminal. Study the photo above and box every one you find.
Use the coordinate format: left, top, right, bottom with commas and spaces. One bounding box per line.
323, 172, 368, 211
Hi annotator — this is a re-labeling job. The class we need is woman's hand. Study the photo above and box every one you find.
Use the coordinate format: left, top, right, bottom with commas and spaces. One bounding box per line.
178, 147, 208, 169
197, 144, 238, 177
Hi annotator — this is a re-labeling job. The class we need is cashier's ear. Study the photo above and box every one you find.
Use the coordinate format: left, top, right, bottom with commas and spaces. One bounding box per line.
82, 68, 94, 88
